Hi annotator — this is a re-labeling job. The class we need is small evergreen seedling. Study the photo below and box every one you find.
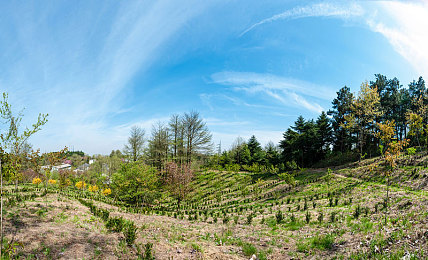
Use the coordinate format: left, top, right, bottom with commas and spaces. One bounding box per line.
276, 210, 283, 224
353, 204, 361, 219
305, 211, 311, 224
330, 212, 336, 223
246, 213, 254, 224
318, 211, 323, 224
290, 213, 296, 223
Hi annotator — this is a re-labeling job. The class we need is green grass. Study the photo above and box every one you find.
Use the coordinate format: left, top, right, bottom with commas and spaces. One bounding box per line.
241, 242, 257, 256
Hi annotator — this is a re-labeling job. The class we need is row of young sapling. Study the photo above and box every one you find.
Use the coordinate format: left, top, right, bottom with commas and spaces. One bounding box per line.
76, 198, 155, 260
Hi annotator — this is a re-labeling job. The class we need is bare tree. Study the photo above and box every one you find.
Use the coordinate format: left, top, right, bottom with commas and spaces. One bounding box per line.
182, 111, 213, 164
123, 126, 145, 162
148, 121, 169, 170
165, 162, 193, 208
168, 114, 182, 163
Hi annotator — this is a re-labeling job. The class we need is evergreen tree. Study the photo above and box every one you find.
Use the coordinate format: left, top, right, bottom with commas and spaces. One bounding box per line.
315, 111, 333, 159
328, 86, 354, 153
247, 135, 263, 164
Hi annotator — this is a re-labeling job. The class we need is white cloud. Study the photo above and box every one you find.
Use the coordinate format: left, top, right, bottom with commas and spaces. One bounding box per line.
211, 71, 332, 114
240, 1, 428, 76
240, 2, 364, 36
366, 1, 428, 76
0, 1, 212, 154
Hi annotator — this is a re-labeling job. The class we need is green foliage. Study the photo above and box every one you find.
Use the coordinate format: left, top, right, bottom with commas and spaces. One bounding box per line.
241, 242, 257, 256
310, 233, 335, 250
124, 221, 138, 246
111, 161, 160, 205
277, 172, 295, 185
275, 210, 283, 224
406, 147, 416, 156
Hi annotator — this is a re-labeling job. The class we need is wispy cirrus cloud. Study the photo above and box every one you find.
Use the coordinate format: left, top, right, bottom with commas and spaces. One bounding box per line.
211, 71, 334, 114
240, 2, 364, 37
367, 1, 428, 76
240, 1, 428, 76
0, 1, 212, 154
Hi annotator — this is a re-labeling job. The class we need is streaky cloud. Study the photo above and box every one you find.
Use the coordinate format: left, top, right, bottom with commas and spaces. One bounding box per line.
240, 2, 364, 37
211, 71, 333, 114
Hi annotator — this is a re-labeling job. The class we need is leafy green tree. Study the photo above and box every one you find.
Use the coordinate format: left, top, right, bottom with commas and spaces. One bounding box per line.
111, 162, 159, 206
343, 82, 383, 159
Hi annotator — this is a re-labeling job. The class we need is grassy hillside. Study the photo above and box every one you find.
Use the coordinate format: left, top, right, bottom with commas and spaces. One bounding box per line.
2, 153, 427, 259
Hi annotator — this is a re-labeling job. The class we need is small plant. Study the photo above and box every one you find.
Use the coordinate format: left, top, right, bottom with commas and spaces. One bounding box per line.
353, 205, 361, 219
75, 181, 86, 190
138, 242, 155, 260
276, 210, 283, 224
242, 242, 257, 257
305, 211, 311, 224
32, 177, 42, 188
102, 188, 112, 196
48, 179, 57, 185
246, 213, 254, 224
124, 221, 138, 246
290, 213, 296, 223
88, 185, 99, 192
330, 212, 336, 223
233, 215, 239, 224
223, 215, 230, 224
311, 233, 335, 250
318, 211, 323, 224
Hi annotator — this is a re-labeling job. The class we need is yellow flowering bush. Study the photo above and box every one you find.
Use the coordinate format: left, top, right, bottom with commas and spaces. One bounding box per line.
32, 177, 42, 186
48, 179, 57, 185
88, 185, 99, 192
75, 181, 86, 189
102, 188, 112, 196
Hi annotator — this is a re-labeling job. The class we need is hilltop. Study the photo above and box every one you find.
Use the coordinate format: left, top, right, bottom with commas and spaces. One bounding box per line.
2, 152, 427, 259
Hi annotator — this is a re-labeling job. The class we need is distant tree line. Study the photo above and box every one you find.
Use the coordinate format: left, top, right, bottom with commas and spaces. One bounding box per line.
208, 74, 428, 170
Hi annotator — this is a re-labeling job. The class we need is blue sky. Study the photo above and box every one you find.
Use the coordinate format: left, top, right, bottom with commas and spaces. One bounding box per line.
0, 0, 427, 154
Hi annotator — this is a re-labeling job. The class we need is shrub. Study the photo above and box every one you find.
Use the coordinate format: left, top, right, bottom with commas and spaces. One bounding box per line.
354, 205, 361, 219
223, 215, 230, 224
276, 210, 283, 224
246, 213, 254, 225
330, 212, 336, 223
124, 221, 138, 246
318, 211, 323, 224
311, 233, 335, 250
305, 211, 311, 224
242, 243, 257, 256
106, 217, 125, 232
141, 242, 155, 260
